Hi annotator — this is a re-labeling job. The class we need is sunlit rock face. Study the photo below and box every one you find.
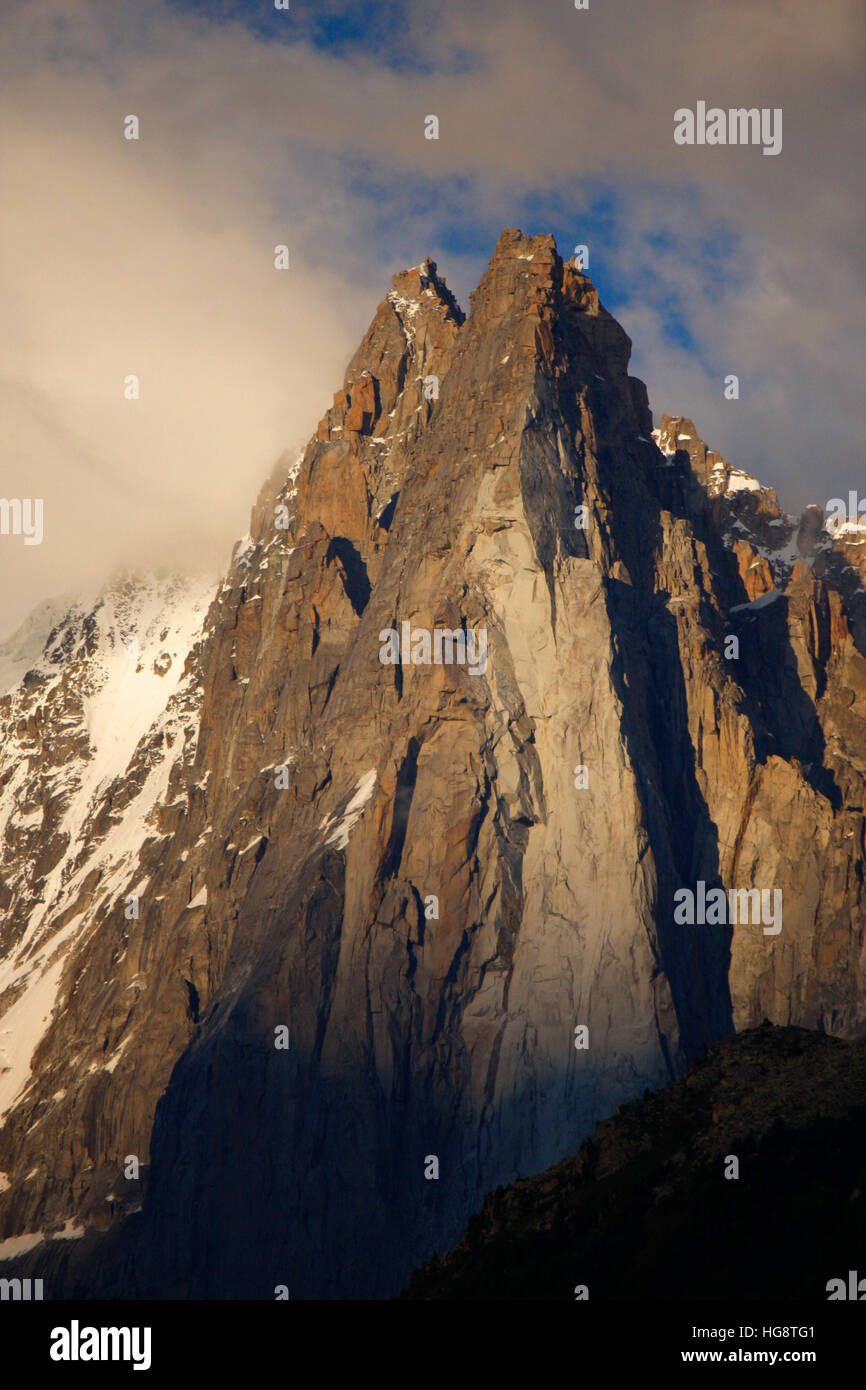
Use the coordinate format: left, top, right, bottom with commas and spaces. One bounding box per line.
1, 231, 863, 1299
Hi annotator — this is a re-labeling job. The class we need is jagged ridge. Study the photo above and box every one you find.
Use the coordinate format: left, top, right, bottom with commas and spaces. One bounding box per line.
0, 230, 863, 1299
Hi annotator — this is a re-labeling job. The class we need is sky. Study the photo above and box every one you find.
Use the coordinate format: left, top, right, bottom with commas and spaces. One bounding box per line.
0, 0, 863, 637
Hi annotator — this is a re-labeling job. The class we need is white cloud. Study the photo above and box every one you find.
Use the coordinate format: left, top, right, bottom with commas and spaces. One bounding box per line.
1, 0, 862, 634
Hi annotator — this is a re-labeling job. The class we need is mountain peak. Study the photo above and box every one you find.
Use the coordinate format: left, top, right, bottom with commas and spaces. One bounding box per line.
388, 257, 464, 325
2, 236, 864, 1301
490, 226, 557, 260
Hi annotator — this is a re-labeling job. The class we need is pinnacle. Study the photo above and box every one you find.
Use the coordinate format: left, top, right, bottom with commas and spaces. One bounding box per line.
389, 258, 465, 325
490, 227, 558, 262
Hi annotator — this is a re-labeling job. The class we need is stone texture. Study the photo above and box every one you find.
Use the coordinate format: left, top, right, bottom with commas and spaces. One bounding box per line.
0, 232, 863, 1300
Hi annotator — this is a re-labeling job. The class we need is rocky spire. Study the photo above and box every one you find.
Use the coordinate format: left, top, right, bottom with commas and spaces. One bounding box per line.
1, 232, 864, 1301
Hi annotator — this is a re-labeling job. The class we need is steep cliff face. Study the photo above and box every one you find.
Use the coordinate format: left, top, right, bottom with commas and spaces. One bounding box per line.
0, 231, 863, 1298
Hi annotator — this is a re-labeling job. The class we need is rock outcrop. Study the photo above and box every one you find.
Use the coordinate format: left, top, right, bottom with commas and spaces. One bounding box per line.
402, 1022, 866, 1300
0, 231, 863, 1299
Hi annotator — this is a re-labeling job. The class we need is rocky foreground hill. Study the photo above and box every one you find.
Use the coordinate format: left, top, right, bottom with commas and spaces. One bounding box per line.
0, 230, 864, 1298
402, 1022, 866, 1299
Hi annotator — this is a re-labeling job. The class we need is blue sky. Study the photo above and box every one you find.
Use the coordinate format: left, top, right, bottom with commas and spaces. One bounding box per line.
157, 1, 803, 406
171, 0, 468, 68
168, 1, 725, 355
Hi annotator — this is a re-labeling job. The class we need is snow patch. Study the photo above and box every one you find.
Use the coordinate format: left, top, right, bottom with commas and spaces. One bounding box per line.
0, 946, 72, 1116
730, 589, 783, 615
0, 1221, 85, 1259
829, 517, 866, 538
320, 770, 377, 851
725, 468, 762, 495
0, 1230, 46, 1258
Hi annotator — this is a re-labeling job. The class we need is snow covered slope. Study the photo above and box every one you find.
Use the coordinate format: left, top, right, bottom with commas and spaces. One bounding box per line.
0, 573, 215, 1126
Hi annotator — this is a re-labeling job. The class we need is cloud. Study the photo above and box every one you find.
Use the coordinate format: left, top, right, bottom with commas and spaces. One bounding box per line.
1, 0, 862, 635
0, 5, 375, 633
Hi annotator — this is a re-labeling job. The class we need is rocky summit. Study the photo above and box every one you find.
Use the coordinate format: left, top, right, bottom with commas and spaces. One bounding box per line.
0, 230, 864, 1299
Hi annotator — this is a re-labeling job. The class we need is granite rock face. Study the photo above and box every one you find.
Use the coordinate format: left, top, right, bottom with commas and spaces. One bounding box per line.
0, 231, 863, 1298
